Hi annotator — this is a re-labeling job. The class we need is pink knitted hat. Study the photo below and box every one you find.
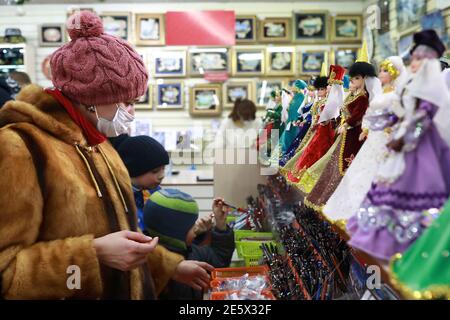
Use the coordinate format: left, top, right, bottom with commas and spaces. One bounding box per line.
50, 11, 148, 106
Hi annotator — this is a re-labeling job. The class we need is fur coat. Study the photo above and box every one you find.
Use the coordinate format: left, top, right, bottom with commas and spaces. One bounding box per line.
0, 85, 183, 299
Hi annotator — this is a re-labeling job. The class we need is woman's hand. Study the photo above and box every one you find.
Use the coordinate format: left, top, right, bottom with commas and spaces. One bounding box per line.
172, 260, 214, 291
212, 198, 228, 231
93, 230, 158, 271
337, 126, 346, 135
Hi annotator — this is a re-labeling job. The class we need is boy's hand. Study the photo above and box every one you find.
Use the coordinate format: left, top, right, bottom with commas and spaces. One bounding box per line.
212, 198, 228, 231
192, 214, 214, 236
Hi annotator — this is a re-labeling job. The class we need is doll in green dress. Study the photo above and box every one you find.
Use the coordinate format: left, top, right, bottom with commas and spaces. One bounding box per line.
390, 198, 450, 300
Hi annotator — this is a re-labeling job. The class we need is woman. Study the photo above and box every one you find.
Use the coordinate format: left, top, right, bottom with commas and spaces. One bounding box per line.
215, 98, 262, 149
347, 30, 450, 262
0, 11, 212, 300
322, 56, 407, 223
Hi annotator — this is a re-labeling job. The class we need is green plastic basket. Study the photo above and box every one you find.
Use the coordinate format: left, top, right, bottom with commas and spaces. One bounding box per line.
234, 230, 274, 242
226, 216, 237, 224
235, 240, 278, 259
242, 254, 265, 267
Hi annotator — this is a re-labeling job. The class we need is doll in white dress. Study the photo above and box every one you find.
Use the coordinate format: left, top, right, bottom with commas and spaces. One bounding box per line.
322, 56, 408, 223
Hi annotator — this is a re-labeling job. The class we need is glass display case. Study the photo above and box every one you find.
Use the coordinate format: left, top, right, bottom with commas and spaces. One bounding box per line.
0, 43, 34, 80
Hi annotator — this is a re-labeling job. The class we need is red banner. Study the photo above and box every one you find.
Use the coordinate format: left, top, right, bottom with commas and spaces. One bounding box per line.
166, 11, 236, 46
204, 71, 229, 82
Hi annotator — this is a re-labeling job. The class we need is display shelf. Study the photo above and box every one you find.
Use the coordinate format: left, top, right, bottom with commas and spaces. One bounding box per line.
0, 65, 25, 69
0, 43, 36, 81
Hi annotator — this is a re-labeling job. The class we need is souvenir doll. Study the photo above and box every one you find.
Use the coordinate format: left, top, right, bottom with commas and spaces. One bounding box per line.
279, 80, 308, 154
262, 89, 284, 136
304, 42, 378, 209
389, 197, 450, 300
280, 79, 316, 167
323, 56, 407, 223
286, 65, 345, 184
269, 80, 307, 168
258, 90, 283, 163
293, 65, 347, 194
347, 30, 450, 261
280, 74, 329, 180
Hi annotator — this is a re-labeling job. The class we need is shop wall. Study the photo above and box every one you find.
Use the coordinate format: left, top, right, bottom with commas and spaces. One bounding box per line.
364, 0, 450, 64
0, 1, 365, 170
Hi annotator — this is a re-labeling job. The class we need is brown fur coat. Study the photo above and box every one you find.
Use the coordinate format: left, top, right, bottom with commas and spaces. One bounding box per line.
0, 85, 183, 299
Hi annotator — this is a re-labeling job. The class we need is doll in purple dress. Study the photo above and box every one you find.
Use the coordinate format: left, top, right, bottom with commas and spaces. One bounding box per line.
347, 30, 450, 262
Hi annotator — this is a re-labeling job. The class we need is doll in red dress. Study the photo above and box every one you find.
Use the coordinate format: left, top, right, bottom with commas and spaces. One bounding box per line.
305, 57, 377, 209
287, 65, 346, 183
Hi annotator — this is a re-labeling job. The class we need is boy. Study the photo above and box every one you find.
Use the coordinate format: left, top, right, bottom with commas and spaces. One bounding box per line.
116, 135, 169, 230
144, 190, 234, 299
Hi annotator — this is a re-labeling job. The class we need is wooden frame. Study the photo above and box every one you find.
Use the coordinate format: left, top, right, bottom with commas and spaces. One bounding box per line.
38, 24, 65, 47
299, 50, 329, 75
397, 31, 416, 58
152, 49, 187, 78
378, 0, 390, 35
155, 80, 184, 110
255, 79, 288, 108
99, 12, 131, 41
265, 47, 296, 76
396, 0, 426, 36
135, 13, 165, 46
188, 48, 230, 76
222, 80, 255, 108
189, 84, 222, 116
235, 15, 257, 43
258, 17, 292, 43
135, 85, 152, 110
331, 14, 363, 43
66, 7, 95, 18
293, 10, 329, 43
232, 47, 265, 76
331, 47, 359, 70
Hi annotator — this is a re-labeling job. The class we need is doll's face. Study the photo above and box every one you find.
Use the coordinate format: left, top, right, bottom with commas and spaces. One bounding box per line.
307, 90, 315, 98
349, 75, 365, 92
410, 55, 424, 74
274, 95, 281, 104
378, 68, 392, 86
317, 87, 327, 98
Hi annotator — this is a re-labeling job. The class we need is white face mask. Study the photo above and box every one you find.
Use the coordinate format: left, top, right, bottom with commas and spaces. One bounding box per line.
95, 104, 135, 137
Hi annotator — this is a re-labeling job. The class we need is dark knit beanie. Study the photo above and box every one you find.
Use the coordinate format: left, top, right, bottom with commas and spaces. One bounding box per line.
117, 135, 169, 178
143, 188, 199, 252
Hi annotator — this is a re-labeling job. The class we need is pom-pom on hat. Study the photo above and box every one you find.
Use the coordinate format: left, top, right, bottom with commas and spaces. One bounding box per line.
50, 11, 148, 106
